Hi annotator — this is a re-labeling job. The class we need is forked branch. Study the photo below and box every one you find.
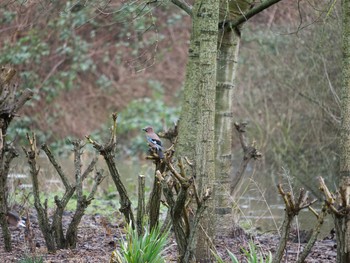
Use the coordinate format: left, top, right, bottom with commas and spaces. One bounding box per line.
86, 113, 135, 227
273, 184, 317, 263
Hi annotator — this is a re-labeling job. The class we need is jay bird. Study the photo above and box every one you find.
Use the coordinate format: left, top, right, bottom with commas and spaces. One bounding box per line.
143, 126, 164, 159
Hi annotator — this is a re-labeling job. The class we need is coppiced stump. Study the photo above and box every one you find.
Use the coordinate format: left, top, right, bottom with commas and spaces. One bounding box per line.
23, 134, 104, 251
0, 66, 33, 251
86, 113, 135, 227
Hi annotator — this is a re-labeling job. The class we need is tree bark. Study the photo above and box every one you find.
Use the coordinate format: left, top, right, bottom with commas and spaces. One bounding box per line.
0, 67, 33, 251
215, 0, 246, 235
87, 115, 135, 227
191, 1, 219, 262
148, 161, 166, 230
176, 0, 201, 168
336, 1, 350, 261
136, 175, 146, 236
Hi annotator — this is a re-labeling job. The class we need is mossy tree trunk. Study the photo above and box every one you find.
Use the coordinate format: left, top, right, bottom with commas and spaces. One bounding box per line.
176, 2, 201, 165
176, 0, 219, 261
193, 1, 219, 262
336, 1, 350, 261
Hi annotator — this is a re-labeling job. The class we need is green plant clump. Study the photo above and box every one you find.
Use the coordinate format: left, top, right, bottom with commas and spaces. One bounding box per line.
213, 241, 272, 263
18, 255, 44, 263
110, 224, 169, 263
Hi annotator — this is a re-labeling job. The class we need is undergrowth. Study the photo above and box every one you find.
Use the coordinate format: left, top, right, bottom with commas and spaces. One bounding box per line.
110, 223, 169, 263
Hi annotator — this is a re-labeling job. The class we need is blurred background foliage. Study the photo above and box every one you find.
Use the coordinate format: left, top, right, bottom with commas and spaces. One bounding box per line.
0, 1, 341, 196
0, 0, 188, 153
237, 3, 341, 197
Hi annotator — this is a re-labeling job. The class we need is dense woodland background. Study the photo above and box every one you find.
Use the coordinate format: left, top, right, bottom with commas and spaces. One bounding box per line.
0, 1, 340, 197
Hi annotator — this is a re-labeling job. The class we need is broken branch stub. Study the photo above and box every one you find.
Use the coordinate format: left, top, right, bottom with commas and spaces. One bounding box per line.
230, 122, 262, 195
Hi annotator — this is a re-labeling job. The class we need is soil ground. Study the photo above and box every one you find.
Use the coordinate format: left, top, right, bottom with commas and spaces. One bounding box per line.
0, 211, 337, 263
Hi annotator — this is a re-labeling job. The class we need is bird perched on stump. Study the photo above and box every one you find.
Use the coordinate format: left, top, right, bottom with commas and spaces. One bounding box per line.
143, 126, 164, 159
6, 211, 25, 228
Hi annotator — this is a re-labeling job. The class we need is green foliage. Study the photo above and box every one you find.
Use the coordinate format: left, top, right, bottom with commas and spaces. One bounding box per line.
0, 0, 173, 149
0, 10, 16, 24
18, 255, 43, 263
240, 242, 273, 263
213, 249, 240, 263
116, 97, 179, 155
0, 33, 49, 65
212, 241, 272, 263
119, 97, 179, 133
111, 223, 169, 263
87, 80, 180, 157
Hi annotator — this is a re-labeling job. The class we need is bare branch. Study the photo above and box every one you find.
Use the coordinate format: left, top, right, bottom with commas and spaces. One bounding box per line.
87, 113, 135, 227
222, 0, 284, 30
41, 144, 71, 190
81, 156, 98, 181
299, 91, 340, 126
296, 204, 328, 263
87, 170, 105, 201
137, 174, 146, 236
170, 0, 192, 17
318, 176, 344, 216
230, 122, 262, 194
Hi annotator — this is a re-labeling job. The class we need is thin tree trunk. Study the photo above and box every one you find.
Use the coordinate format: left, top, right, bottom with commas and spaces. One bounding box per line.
0, 154, 11, 251
0, 67, 33, 251
336, 0, 350, 261
174, 0, 285, 259
215, 23, 241, 236
215, 0, 280, 235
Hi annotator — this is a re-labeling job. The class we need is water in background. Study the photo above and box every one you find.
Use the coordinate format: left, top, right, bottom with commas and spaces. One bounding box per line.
8, 156, 334, 238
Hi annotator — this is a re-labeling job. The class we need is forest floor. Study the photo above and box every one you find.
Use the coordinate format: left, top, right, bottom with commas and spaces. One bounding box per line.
0, 210, 337, 263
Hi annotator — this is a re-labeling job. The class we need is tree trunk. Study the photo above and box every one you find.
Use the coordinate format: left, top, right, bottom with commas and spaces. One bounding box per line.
191, 1, 219, 262
175, 0, 283, 259
0, 152, 11, 251
215, 0, 271, 235
176, 0, 201, 166
336, 0, 350, 261
215, 13, 241, 236
0, 67, 33, 251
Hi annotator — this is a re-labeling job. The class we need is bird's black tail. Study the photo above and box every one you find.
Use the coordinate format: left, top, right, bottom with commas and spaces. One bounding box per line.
157, 148, 164, 159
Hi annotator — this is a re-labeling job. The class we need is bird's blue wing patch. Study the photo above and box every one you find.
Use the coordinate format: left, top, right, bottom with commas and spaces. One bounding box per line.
146, 136, 162, 149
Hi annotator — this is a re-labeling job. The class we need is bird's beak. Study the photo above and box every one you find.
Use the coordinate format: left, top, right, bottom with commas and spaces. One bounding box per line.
142, 128, 146, 132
